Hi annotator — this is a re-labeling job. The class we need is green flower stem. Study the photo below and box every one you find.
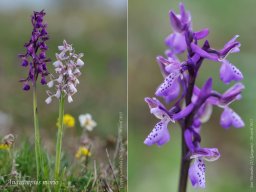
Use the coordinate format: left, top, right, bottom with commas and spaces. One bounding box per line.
54, 93, 65, 184
33, 83, 43, 191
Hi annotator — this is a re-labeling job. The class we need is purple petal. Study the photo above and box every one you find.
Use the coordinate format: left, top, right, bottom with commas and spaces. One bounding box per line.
165, 33, 187, 54
220, 83, 244, 105
21, 59, 29, 67
220, 35, 240, 57
144, 97, 169, 120
184, 129, 195, 152
198, 103, 213, 123
189, 158, 206, 188
162, 80, 180, 103
169, 11, 183, 33
220, 107, 244, 129
179, 3, 191, 25
173, 103, 194, 120
40, 76, 47, 85
156, 55, 181, 75
23, 83, 30, 91
191, 43, 218, 61
144, 119, 170, 146
145, 97, 164, 109
220, 60, 243, 84
191, 148, 220, 162
156, 56, 169, 77
155, 72, 179, 97
199, 78, 212, 99
194, 28, 209, 40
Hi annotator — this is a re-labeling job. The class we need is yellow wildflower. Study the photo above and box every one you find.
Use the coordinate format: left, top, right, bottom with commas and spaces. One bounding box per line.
0, 144, 10, 150
57, 114, 75, 128
75, 146, 91, 159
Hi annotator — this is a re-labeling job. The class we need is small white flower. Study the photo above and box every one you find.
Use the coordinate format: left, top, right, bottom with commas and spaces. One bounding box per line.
58, 45, 64, 51
53, 60, 62, 68
55, 89, 61, 99
79, 113, 97, 131
73, 68, 81, 76
69, 83, 77, 93
68, 95, 73, 103
45, 96, 52, 104
77, 59, 84, 67
56, 75, 63, 83
47, 80, 54, 88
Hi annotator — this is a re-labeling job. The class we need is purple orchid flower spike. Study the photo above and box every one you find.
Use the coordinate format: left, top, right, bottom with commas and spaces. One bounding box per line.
45, 40, 85, 104
144, 2, 245, 190
19, 10, 50, 90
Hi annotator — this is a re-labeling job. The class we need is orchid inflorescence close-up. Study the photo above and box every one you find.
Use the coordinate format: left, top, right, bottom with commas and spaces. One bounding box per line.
46, 40, 85, 104
144, 2, 244, 190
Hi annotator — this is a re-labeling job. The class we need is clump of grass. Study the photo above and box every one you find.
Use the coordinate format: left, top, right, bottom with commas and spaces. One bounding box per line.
0, 138, 127, 192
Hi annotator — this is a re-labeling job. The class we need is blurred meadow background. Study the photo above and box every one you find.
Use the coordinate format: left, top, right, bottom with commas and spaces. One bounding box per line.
0, 0, 127, 190
129, 0, 256, 191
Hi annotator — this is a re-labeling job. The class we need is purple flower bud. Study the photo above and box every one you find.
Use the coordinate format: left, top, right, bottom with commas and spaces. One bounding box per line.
21, 59, 29, 67
194, 28, 209, 40
41, 77, 47, 85
169, 11, 184, 33
165, 33, 187, 54
23, 83, 30, 91
169, 3, 191, 33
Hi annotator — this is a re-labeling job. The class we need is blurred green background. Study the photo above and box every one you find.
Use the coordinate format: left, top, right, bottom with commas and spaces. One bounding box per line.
128, 0, 255, 191
0, 0, 127, 156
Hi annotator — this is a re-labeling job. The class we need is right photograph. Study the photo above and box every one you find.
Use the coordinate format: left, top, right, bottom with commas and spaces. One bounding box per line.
129, 0, 255, 192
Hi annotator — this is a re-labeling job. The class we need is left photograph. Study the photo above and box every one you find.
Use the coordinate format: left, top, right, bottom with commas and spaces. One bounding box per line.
0, 0, 127, 191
